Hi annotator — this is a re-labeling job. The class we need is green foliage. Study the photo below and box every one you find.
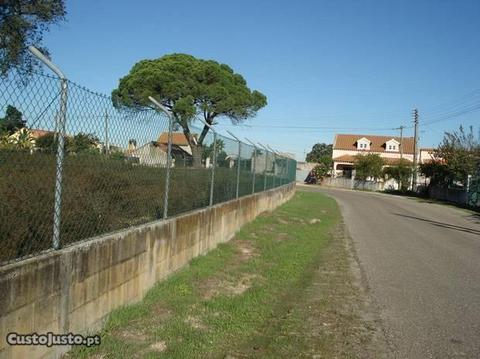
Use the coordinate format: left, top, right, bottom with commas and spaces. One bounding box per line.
433, 125, 480, 186
305, 143, 332, 163
0, 0, 66, 75
111, 53, 267, 166
68, 192, 340, 359
309, 156, 333, 180
202, 139, 225, 161
0, 105, 25, 134
419, 160, 450, 187
0, 150, 288, 261
35, 132, 99, 154
311, 162, 331, 180
354, 153, 384, 181
383, 160, 413, 192
68, 132, 100, 154
108, 150, 126, 161
34, 132, 62, 152
216, 150, 229, 168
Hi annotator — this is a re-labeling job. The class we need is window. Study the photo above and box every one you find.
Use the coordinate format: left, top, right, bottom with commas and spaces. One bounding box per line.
386, 139, 399, 152
357, 138, 370, 150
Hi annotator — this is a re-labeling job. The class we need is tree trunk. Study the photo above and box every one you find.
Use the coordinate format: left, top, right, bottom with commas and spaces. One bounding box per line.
179, 121, 203, 168
191, 144, 203, 168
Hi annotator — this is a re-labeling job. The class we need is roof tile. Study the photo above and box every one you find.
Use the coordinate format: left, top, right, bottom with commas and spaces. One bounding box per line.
333, 134, 415, 154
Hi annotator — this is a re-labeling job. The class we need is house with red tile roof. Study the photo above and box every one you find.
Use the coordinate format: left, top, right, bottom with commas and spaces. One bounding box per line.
157, 132, 196, 156
332, 134, 433, 178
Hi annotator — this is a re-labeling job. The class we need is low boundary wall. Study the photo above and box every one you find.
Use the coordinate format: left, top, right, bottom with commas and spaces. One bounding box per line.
320, 177, 391, 191
0, 183, 295, 359
428, 186, 468, 205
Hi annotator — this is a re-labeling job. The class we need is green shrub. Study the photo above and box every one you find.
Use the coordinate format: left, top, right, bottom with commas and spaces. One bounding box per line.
0, 150, 289, 263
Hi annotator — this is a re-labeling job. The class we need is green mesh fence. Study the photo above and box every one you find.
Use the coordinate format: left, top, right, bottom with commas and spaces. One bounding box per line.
0, 67, 296, 264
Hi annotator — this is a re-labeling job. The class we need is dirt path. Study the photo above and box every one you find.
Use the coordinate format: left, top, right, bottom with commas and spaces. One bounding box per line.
67, 191, 388, 358
231, 221, 389, 358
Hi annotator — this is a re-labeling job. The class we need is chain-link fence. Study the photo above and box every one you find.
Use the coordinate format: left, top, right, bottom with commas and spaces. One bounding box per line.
0, 65, 296, 265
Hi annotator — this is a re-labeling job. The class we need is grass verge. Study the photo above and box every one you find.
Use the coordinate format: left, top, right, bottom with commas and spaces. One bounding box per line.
68, 191, 380, 358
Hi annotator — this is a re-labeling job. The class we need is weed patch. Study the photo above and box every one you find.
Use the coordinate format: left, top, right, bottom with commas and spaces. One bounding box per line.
69, 191, 382, 359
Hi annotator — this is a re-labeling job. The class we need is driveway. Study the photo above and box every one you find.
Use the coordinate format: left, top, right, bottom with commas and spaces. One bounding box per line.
300, 185, 480, 359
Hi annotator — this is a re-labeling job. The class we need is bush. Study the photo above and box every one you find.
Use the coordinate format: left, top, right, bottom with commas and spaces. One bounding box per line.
0, 150, 287, 263
383, 160, 413, 192
355, 153, 384, 181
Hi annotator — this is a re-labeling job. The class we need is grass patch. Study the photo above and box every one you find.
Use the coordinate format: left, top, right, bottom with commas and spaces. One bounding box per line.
67, 191, 365, 359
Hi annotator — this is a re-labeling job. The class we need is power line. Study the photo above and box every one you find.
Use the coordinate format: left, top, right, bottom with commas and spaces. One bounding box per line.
422, 103, 480, 126
220, 124, 398, 130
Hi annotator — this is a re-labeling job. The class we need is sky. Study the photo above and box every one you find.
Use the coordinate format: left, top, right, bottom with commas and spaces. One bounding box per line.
42, 0, 480, 160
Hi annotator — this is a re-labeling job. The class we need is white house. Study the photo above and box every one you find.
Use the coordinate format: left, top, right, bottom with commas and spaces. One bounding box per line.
126, 141, 168, 166
332, 134, 416, 178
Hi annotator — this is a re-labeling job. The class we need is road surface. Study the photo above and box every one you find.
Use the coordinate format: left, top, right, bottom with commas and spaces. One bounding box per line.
301, 186, 480, 359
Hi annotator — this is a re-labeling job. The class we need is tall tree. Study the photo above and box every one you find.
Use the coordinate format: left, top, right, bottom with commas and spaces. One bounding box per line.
0, 0, 66, 75
419, 160, 450, 187
355, 153, 384, 181
0, 105, 25, 134
434, 125, 480, 186
112, 54, 267, 167
305, 143, 332, 163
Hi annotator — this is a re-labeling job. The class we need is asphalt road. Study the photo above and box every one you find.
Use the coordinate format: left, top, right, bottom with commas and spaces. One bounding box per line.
300, 185, 480, 359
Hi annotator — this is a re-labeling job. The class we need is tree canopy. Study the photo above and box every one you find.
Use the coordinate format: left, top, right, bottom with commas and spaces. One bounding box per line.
305, 143, 332, 163
354, 153, 384, 181
35, 132, 99, 154
434, 125, 479, 185
0, 0, 66, 75
421, 125, 480, 187
0, 105, 25, 134
112, 53, 267, 166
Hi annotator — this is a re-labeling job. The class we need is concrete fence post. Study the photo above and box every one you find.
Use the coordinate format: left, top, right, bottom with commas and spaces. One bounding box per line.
262, 151, 268, 190
245, 137, 258, 194
236, 141, 241, 198
251, 147, 256, 194
28, 46, 68, 250
148, 96, 173, 219
104, 109, 109, 155
257, 143, 270, 191
272, 152, 276, 188
209, 132, 218, 206
226, 130, 242, 198
163, 115, 173, 218
285, 158, 290, 183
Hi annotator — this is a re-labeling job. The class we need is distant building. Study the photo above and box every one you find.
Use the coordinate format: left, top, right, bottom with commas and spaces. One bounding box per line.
157, 132, 194, 156
332, 134, 415, 178
331, 134, 432, 179
126, 141, 168, 167
419, 148, 436, 164
157, 132, 196, 166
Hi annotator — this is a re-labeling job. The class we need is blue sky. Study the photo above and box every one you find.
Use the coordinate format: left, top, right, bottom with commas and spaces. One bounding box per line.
43, 0, 480, 160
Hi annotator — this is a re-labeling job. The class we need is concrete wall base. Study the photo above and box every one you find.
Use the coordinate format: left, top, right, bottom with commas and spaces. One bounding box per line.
0, 183, 295, 359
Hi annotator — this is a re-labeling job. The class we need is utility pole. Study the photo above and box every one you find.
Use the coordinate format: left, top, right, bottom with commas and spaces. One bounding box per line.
412, 109, 419, 190
399, 125, 404, 160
